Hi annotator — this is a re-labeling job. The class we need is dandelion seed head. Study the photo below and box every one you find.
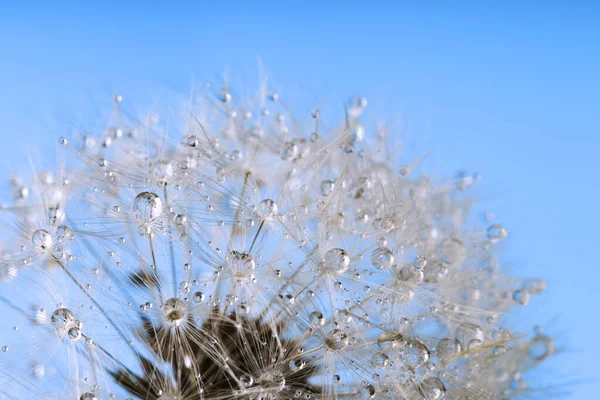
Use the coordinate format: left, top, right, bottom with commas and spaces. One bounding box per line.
0, 78, 557, 400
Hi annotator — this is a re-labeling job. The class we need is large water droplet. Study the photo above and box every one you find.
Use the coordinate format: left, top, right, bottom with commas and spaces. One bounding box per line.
320, 180, 335, 197
163, 298, 186, 323
50, 308, 77, 337
256, 199, 278, 219
418, 377, 446, 400
133, 192, 163, 222
528, 334, 553, 362
259, 369, 286, 391
403, 338, 429, 367
455, 323, 484, 346
371, 247, 394, 270
308, 311, 325, 327
31, 229, 52, 251
325, 329, 349, 351
322, 248, 350, 274
487, 224, 507, 242
436, 337, 462, 360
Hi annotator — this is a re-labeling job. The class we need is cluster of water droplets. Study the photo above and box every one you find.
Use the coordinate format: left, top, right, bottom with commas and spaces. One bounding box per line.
0, 84, 555, 400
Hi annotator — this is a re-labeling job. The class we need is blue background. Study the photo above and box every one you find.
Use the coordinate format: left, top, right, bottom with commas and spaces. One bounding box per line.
1, 2, 598, 398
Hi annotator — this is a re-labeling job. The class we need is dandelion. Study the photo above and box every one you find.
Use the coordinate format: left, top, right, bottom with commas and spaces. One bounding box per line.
0, 79, 555, 399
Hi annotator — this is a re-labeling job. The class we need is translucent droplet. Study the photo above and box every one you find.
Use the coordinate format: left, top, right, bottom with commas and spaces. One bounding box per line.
80, 394, 98, 400
322, 248, 350, 274
455, 323, 484, 346
320, 180, 335, 196
371, 352, 389, 368
193, 291, 205, 303
31, 229, 52, 251
436, 337, 462, 360
256, 199, 278, 219
239, 374, 254, 387
413, 255, 427, 269
218, 88, 231, 103
68, 327, 82, 341
371, 247, 394, 270
56, 225, 72, 240
230, 251, 256, 275
133, 192, 163, 222
259, 369, 285, 391
399, 165, 411, 176
325, 329, 349, 351
418, 377, 446, 400
512, 289, 530, 305
308, 311, 325, 327
356, 384, 376, 399
174, 214, 187, 226
50, 308, 77, 337
398, 266, 424, 284
403, 339, 430, 367
377, 330, 404, 350
163, 298, 186, 322
441, 238, 465, 264
309, 132, 319, 142
487, 224, 508, 242
281, 141, 299, 161
185, 135, 199, 147
528, 334, 553, 362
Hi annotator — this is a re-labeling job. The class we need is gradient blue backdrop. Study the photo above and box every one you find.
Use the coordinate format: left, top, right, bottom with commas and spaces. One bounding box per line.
1, 2, 598, 398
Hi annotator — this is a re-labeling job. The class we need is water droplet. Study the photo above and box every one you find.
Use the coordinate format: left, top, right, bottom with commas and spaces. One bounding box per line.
193, 291, 205, 303
322, 248, 350, 274
371, 352, 389, 368
174, 214, 187, 226
308, 311, 325, 327
325, 329, 349, 351
185, 135, 199, 147
230, 251, 256, 276
418, 377, 446, 400
259, 369, 285, 391
455, 323, 484, 346
256, 199, 278, 219
218, 88, 231, 103
436, 337, 462, 360
68, 327, 82, 341
80, 394, 98, 400
487, 224, 507, 242
356, 384, 376, 399
528, 334, 553, 361
320, 180, 335, 197
133, 192, 163, 222
377, 330, 404, 350
413, 255, 428, 269
403, 339, 430, 367
371, 247, 394, 270
50, 308, 77, 338
31, 229, 52, 251
281, 141, 299, 161
163, 298, 186, 323
512, 289, 530, 305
